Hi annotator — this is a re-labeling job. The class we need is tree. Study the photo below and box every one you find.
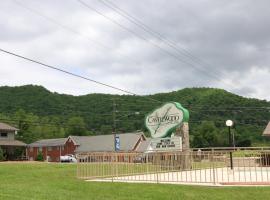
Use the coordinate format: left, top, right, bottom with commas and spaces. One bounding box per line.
192, 121, 226, 148
36, 152, 43, 161
100, 125, 113, 135
0, 85, 269, 146
66, 117, 87, 136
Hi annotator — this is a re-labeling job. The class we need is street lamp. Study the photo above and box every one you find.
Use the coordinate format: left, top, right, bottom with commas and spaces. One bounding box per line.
226, 120, 234, 170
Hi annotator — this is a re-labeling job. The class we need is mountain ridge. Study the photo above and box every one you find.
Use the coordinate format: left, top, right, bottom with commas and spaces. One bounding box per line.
0, 84, 269, 147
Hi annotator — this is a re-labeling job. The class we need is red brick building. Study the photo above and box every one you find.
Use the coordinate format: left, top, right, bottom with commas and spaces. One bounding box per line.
27, 137, 77, 162
27, 132, 147, 162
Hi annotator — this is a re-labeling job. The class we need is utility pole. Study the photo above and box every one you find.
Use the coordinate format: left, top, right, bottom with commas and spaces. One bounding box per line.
112, 98, 116, 151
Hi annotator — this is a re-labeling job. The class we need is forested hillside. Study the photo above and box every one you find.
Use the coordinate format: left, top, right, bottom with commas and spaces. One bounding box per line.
0, 85, 269, 147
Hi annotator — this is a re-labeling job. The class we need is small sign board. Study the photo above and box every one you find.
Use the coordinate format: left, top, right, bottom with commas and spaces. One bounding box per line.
115, 135, 120, 151
149, 136, 182, 152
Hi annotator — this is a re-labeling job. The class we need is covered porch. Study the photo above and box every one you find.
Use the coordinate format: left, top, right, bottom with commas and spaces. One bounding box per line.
0, 140, 26, 160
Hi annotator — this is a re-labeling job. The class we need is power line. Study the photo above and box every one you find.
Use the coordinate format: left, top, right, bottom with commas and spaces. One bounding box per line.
98, 0, 231, 82
0, 48, 161, 104
13, 0, 240, 93
0, 97, 269, 117
12, 0, 143, 67
114, 118, 268, 126
1, 116, 266, 134
0, 118, 76, 129
76, 0, 238, 90
12, 0, 227, 101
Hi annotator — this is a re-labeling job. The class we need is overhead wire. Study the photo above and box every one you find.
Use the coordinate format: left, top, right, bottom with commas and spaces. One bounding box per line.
12, 0, 143, 67
1, 1, 268, 132
98, 0, 231, 81
11, 0, 219, 103
13, 0, 243, 101
76, 0, 239, 91
0, 48, 162, 104
0, 94, 269, 118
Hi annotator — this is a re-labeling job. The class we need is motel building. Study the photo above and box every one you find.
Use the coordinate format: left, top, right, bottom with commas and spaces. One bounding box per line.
27, 132, 149, 162
0, 122, 26, 160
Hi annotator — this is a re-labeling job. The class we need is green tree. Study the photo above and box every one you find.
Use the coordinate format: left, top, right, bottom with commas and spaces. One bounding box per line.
0, 85, 269, 146
100, 125, 113, 135
66, 116, 87, 136
192, 121, 226, 148
36, 152, 43, 161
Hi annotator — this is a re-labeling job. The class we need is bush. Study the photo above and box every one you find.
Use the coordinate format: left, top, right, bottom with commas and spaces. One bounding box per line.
237, 139, 252, 147
0, 147, 5, 161
36, 151, 44, 161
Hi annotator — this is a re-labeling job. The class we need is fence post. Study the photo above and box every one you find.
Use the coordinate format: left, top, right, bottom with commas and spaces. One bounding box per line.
77, 154, 80, 178
116, 153, 119, 179
211, 149, 216, 185
146, 153, 149, 174
111, 153, 114, 182
156, 153, 159, 183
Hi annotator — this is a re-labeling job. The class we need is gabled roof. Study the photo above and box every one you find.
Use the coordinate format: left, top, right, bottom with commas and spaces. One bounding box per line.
27, 132, 146, 152
263, 122, 270, 136
136, 138, 151, 152
0, 139, 26, 146
28, 138, 67, 147
71, 132, 145, 153
0, 122, 19, 131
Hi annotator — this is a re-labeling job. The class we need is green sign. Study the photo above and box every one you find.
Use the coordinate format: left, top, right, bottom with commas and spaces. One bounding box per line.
145, 102, 189, 138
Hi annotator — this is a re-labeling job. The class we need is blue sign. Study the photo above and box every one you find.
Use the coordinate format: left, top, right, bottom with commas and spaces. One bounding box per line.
115, 135, 120, 151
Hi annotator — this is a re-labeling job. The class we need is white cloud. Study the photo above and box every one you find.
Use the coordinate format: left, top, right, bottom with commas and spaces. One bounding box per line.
0, 0, 269, 100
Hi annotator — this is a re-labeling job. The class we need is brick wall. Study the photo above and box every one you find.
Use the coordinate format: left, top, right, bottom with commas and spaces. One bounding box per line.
27, 139, 77, 162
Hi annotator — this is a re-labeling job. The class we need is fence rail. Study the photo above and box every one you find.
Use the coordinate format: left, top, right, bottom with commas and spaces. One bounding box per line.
77, 149, 270, 185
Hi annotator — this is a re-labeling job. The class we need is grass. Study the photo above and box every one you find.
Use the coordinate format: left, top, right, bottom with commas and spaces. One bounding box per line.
78, 161, 227, 179
1, 162, 270, 200
78, 163, 158, 178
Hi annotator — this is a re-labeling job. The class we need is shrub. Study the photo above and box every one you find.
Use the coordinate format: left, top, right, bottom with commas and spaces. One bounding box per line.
0, 147, 5, 161
36, 151, 44, 161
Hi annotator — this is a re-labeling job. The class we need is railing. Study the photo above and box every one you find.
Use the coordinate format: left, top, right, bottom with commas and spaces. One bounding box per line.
77, 149, 270, 185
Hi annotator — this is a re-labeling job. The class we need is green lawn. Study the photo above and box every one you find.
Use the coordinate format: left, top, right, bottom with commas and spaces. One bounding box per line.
1, 162, 270, 200
78, 161, 227, 179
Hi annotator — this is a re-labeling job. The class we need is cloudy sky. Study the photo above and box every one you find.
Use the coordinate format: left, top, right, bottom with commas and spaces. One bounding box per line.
0, 0, 270, 100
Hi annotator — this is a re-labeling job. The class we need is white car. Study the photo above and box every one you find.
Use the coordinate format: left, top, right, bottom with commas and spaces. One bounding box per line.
60, 154, 77, 163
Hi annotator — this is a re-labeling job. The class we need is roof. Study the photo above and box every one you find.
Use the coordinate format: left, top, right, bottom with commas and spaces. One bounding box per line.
28, 138, 67, 147
263, 122, 270, 136
0, 139, 26, 146
0, 122, 19, 131
136, 138, 151, 152
71, 132, 145, 153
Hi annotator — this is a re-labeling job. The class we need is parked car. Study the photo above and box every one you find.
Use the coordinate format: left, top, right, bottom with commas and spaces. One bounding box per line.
60, 154, 77, 163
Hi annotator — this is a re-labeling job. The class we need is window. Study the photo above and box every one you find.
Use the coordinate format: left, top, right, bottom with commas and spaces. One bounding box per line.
38, 147, 42, 152
47, 147, 52, 151
29, 147, 33, 152
53, 146, 60, 151
0, 133, 7, 137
